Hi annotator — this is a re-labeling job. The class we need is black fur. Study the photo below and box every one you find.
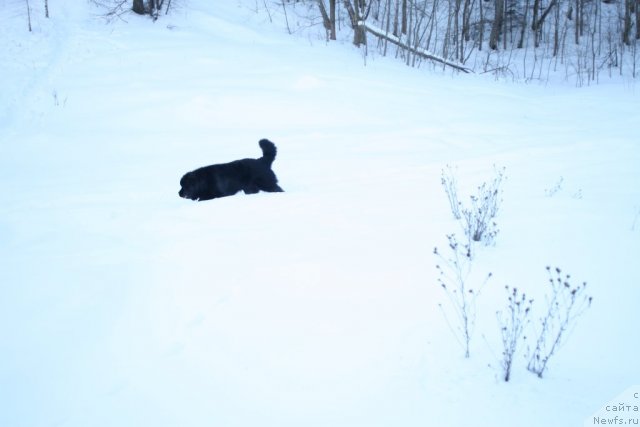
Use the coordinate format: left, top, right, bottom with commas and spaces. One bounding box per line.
178, 139, 283, 201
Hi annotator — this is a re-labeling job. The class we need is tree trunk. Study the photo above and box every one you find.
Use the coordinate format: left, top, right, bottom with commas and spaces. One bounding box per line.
553, 0, 561, 56
344, 0, 367, 46
535, 0, 558, 30
26, 0, 32, 31
407, 0, 413, 65
132, 0, 145, 15
636, 0, 640, 40
574, 0, 581, 44
317, 0, 337, 40
402, 0, 408, 35
623, 0, 632, 45
393, 0, 400, 36
329, 0, 336, 40
384, 0, 391, 54
490, 0, 504, 49
361, 21, 473, 72
532, 0, 558, 47
518, 0, 530, 48
149, 0, 160, 20
317, 0, 332, 38
454, 0, 461, 61
462, 0, 472, 42
426, 0, 439, 51
478, 0, 484, 50
531, 0, 540, 33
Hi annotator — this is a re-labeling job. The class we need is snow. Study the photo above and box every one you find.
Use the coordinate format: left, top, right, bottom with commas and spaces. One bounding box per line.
1, 1, 639, 426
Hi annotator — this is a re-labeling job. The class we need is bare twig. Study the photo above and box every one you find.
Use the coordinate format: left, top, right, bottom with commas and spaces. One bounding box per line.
527, 266, 592, 378
434, 234, 492, 358
498, 286, 533, 381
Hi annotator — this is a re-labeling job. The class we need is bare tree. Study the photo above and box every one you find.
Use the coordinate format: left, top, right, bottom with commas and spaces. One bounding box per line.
317, 0, 337, 40
517, 0, 530, 48
25, 0, 32, 31
402, 0, 408, 34
343, 0, 368, 46
478, 0, 484, 49
636, 0, 640, 40
490, 0, 505, 49
284, 0, 639, 82
574, 0, 582, 44
623, 0, 633, 45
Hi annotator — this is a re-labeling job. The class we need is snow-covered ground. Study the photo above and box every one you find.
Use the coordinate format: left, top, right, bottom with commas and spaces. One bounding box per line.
1, 1, 639, 426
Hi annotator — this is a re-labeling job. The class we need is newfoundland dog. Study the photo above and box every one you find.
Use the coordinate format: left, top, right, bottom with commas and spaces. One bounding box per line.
178, 139, 284, 201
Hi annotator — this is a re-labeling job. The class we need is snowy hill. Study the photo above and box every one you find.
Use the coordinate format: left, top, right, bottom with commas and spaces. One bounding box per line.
1, 1, 639, 426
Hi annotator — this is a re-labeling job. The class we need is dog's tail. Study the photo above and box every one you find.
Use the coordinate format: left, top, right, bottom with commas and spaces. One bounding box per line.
259, 138, 278, 165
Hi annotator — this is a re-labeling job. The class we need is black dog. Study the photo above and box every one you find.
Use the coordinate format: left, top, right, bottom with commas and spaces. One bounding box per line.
178, 139, 283, 201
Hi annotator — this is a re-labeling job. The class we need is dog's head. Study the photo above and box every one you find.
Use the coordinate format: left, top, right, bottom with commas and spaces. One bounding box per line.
178, 171, 201, 200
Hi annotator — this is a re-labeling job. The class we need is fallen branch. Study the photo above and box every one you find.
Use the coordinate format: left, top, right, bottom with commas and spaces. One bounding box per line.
359, 21, 473, 73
